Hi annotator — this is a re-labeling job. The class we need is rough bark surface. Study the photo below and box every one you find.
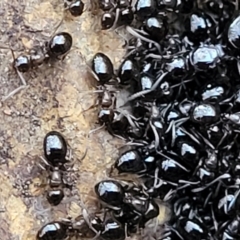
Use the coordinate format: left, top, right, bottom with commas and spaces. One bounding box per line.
0, 1, 126, 239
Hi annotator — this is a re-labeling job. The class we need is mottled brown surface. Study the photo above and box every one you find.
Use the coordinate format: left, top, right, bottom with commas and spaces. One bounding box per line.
0, 1, 127, 239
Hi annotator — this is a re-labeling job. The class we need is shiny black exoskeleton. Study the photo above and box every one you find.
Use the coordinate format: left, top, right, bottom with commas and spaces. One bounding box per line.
89, 1, 240, 238
135, 0, 156, 19
190, 103, 220, 124
94, 180, 124, 208
165, 56, 188, 79
213, 187, 240, 219
115, 150, 146, 174
100, 218, 126, 240
156, 156, 190, 182
203, 0, 235, 32
189, 44, 224, 72
144, 176, 176, 199
47, 32, 73, 58
144, 15, 168, 42
98, 108, 115, 125
64, 0, 85, 16
112, 203, 141, 233
13, 32, 72, 73
101, 12, 116, 30
95, 89, 117, 129
220, 216, 240, 240
100, 0, 136, 30
91, 52, 114, 84
174, 137, 200, 169
13, 48, 46, 73
14, 55, 31, 73
176, 217, 209, 240
227, 14, 240, 50
36, 215, 104, 240
99, 0, 115, 11
43, 131, 68, 205
118, 58, 138, 84
184, 10, 214, 45
46, 189, 65, 206
92, 83, 139, 139
199, 81, 230, 103
108, 184, 160, 231
118, 7, 134, 26
193, 149, 218, 185
117, 0, 130, 8
139, 198, 159, 227
157, 0, 179, 10
37, 222, 68, 240
138, 73, 154, 91
44, 131, 67, 166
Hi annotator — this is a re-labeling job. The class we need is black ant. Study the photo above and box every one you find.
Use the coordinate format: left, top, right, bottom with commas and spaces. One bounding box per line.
64, 0, 85, 17
1, 26, 73, 102
13, 31, 72, 73
40, 131, 70, 206
85, 52, 141, 139
40, 131, 87, 206
36, 211, 125, 240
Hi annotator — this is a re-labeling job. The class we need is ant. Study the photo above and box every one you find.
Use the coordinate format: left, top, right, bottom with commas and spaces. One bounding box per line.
1, 19, 73, 102
64, 0, 85, 17
40, 131, 87, 206
36, 211, 125, 240
40, 131, 70, 206
85, 52, 141, 139
13, 31, 73, 73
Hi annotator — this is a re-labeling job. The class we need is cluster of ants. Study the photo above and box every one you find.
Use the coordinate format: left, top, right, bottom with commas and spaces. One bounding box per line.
87, 0, 240, 240
99, 0, 134, 30
37, 131, 164, 240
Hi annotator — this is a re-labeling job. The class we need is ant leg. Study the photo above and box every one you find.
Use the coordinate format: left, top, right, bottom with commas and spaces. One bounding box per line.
80, 104, 98, 115
48, 17, 64, 39
38, 156, 52, 171
17, 70, 27, 86
191, 173, 231, 193
236, 0, 239, 11
115, 26, 128, 47
110, 8, 121, 30
78, 200, 102, 238
194, 131, 215, 150
165, 120, 174, 134
203, 192, 212, 208
38, 163, 47, 171
79, 90, 104, 114
124, 141, 147, 147
126, 26, 161, 53
211, 206, 218, 232
64, 147, 88, 170
228, 188, 240, 213
2, 85, 28, 102
2, 74, 28, 102
127, 72, 168, 101
171, 123, 177, 147
88, 124, 105, 138
149, 121, 161, 151
65, 147, 73, 162
237, 60, 240, 76
86, 64, 101, 82
179, 127, 201, 145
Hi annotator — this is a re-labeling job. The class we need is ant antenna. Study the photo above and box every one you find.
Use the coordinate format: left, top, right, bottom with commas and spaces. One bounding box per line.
43, 16, 65, 40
